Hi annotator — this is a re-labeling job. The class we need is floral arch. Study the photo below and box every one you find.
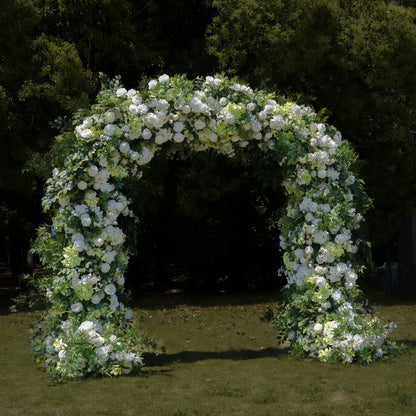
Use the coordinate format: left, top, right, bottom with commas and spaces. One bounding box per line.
33, 74, 398, 381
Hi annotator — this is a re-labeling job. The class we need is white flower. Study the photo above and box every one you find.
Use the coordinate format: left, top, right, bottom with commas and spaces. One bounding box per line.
71, 302, 83, 313
294, 248, 305, 259
105, 111, 116, 123
102, 250, 116, 264
132, 95, 142, 105
288, 330, 296, 341
129, 104, 139, 115
313, 323, 323, 333
219, 97, 228, 106
148, 80, 157, 89
130, 151, 139, 160
73, 239, 85, 252
104, 284, 117, 295
77, 181, 88, 191
173, 121, 184, 132
119, 142, 130, 154
246, 102, 256, 112
101, 263, 111, 273
58, 195, 70, 206
80, 129, 93, 139
127, 89, 137, 98
331, 289, 342, 303
194, 120, 206, 130
142, 128, 152, 140
159, 74, 170, 83
78, 321, 94, 332
116, 88, 127, 98
80, 214, 91, 227
87, 165, 98, 177
270, 115, 285, 130
104, 124, 115, 136
315, 276, 327, 288
91, 294, 101, 304
136, 147, 154, 165
224, 113, 235, 124
95, 346, 110, 361
173, 133, 185, 143
264, 104, 275, 114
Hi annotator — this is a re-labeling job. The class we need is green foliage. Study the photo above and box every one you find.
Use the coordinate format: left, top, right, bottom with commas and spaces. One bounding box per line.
208, 0, 416, 242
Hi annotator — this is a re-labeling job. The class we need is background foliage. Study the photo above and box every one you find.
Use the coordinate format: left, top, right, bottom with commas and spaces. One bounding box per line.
2, 0, 416, 291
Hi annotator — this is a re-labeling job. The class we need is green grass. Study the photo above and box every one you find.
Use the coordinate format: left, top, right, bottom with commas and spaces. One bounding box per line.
0, 291, 415, 416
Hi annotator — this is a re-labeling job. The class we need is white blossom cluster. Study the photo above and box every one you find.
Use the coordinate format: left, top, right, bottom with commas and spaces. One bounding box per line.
35, 74, 396, 378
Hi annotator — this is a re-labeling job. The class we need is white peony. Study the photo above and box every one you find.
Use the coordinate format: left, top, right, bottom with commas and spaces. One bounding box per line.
104, 283, 116, 295
159, 74, 170, 83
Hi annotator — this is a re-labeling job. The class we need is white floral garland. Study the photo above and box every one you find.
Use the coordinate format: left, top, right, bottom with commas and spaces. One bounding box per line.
33, 74, 398, 380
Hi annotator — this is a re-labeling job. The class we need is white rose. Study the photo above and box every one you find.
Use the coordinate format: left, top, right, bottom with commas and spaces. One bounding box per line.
173, 133, 185, 143
129, 104, 139, 115
246, 102, 256, 112
80, 129, 93, 139
159, 74, 170, 83
105, 111, 116, 123
104, 124, 115, 136
104, 284, 117, 295
91, 294, 101, 304
78, 321, 94, 332
173, 121, 184, 132
73, 240, 85, 252
194, 120, 206, 130
148, 80, 157, 89
119, 142, 130, 154
292, 105, 301, 115
77, 181, 88, 191
313, 323, 323, 333
116, 88, 127, 98
182, 105, 191, 114
315, 276, 327, 288
127, 89, 137, 98
87, 165, 99, 177
71, 302, 83, 313
80, 214, 91, 227
101, 263, 111, 273
219, 97, 228, 106
142, 128, 152, 140
58, 195, 70, 206
225, 113, 235, 124
130, 151, 139, 160
132, 95, 142, 105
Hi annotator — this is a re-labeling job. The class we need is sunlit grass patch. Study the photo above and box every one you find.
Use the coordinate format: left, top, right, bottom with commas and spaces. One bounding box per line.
0, 291, 415, 416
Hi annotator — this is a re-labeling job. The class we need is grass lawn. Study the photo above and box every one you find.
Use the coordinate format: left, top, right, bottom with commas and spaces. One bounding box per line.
0, 290, 415, 416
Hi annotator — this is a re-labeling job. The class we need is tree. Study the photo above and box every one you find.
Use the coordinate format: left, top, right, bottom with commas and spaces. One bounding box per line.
0, 0, 93, 280
207, 0, 416, 245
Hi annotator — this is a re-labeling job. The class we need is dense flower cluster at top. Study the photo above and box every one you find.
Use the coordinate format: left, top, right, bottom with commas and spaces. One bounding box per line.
33, 74, 398, 380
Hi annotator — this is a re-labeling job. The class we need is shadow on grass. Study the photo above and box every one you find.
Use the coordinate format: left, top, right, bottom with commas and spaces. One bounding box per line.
131, 290, 283, 310
142, 347, 289, 367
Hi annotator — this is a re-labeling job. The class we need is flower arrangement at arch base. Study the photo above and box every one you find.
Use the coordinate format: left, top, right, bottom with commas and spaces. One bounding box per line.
32, 73, 403, 381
